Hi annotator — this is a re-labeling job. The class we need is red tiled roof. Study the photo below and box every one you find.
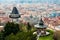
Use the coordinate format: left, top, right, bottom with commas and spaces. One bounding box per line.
44, 17, 60, 26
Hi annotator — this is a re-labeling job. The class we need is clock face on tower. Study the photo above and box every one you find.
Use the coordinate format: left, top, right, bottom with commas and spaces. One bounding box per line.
9, 14, 20, 18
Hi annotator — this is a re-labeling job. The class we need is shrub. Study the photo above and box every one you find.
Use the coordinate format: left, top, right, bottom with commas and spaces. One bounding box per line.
47, 30, 54, 35
5, 31, 37, 40
4, 22, 20, 36
0, 32, 5, 40
27, 22, 32, 32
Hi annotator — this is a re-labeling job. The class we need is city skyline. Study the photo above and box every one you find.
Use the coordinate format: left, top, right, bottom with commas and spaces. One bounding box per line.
0, 0, 60, 4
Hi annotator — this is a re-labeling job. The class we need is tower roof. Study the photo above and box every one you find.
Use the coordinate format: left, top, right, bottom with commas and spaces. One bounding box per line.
34, 17, 47, 28
30, 14, 33, 18
11, 7, 19, 14
39, 18, 44, 26
9, 7, 21, 18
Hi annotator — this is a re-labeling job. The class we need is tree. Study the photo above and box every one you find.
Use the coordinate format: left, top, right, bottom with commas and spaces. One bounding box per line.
5, 31, 37, 40
4, 22, 20, 36
27, 22, 31, 32
12, 23, 20, 34
5, 33, 16, 40
0, 32, 5, 40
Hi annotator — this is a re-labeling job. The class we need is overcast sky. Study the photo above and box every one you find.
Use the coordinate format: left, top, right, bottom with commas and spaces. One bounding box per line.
0, 0, 60, 4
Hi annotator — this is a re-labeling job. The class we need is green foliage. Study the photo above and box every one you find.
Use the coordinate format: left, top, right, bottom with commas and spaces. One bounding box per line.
5, 31, 37, 40
39, 30, 54, 40
5, 33, 16, 40
0, 32, 4, 40
0, 22, 54, 40
12, 23, 20, 34
4, 22, 20, 36
27, 22, 32, 32
46, 30, 54, 35
4, 22, 37, 40
19, 23, 27, 32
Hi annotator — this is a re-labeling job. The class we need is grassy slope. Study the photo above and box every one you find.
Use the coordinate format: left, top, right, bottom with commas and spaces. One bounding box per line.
20, 23, 54, 40
39, 30, 54, 40
39, 35, 53, 40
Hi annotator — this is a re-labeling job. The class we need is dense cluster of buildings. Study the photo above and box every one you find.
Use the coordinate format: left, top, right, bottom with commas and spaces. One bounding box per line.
0, 4, 60, 31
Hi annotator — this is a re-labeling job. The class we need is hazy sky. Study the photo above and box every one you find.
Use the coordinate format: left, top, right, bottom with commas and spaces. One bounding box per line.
0, 0, 60, 4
